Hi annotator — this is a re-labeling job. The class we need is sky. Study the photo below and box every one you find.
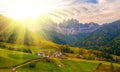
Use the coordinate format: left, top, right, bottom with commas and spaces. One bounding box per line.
0, 0, 120, 24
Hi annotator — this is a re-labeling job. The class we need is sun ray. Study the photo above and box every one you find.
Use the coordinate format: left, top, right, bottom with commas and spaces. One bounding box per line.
4, 0, 64, 20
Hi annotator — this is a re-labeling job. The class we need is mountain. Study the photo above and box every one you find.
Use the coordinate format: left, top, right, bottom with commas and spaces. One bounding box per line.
40, 18, 101, 44
74, 20, 120, 55
56, 19, 101, 35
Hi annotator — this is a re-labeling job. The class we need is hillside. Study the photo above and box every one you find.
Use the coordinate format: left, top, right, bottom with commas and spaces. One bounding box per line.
0, 14, 41, 45
74, 20, 120, 55
41, 30, 88, 44
0, 14, 60, 54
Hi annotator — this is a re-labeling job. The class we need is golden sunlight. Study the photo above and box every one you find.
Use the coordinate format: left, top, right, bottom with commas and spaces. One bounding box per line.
5, 0, 61, 20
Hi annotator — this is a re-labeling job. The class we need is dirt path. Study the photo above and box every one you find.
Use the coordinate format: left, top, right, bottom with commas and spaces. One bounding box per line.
11, 57, 46, 72
0, 57, 46, 72
0, 57, 49, 72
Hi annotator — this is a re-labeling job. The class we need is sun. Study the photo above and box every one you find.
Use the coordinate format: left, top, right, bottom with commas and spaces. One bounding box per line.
5, 0, 59, 20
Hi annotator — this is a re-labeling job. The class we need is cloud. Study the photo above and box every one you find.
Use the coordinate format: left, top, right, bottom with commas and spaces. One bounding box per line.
0, 0, 120, 24
98, 0, 115, 4
98, 0, 107, 3
56, 0, 120, 24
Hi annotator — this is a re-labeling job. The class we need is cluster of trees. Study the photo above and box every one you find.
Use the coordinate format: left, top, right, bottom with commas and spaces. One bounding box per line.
60, 45, 120, 62
0, 43, 32, 53
74, 20, 120, 56
0, 27, 40, 46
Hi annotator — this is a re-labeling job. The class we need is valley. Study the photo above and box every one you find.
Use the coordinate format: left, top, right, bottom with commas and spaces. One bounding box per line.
0, 14, 120, 72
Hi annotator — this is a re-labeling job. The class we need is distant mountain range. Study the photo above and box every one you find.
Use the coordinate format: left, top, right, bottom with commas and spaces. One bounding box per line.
36, 18, 101, 35
56, 19, 101, 35
41, 18, 102, 44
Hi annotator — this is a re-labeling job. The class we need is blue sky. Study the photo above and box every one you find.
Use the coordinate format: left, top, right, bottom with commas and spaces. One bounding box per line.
74, 0, 98, 3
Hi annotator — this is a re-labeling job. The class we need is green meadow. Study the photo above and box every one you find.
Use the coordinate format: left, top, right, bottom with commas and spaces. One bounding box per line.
0, 48, 120, 72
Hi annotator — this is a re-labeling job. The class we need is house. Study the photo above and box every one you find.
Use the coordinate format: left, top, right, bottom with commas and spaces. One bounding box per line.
54, 51, 62, 57
36, 51, 52, 58
37, 52, 44, 56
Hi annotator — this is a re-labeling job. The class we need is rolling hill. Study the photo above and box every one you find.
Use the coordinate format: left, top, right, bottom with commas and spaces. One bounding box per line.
0, 14, 60, 54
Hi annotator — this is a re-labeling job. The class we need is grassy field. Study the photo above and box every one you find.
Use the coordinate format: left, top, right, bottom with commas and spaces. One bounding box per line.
0, 48, 120, 72
1, 59, 120, 72
0, 48, 39, 67
16, 59, 120, 72
16, 59, 98, 72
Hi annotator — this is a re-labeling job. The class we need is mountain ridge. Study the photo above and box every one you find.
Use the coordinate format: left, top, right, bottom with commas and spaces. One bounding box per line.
74, 20, 120, 55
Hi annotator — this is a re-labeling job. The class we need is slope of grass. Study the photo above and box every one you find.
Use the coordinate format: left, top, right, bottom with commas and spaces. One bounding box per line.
16, 58, 120, 72
57, 59, 98, 72
0, 69, 12, 72
0, 48, 120, 72
16, 59, 98, 72
0, 48, 39, 67
0, 56, 18, 67
1, 48, 120, 72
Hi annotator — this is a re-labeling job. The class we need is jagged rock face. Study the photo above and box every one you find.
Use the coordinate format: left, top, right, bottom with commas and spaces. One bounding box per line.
56, 19, 101, 35
36, 18, 101, 35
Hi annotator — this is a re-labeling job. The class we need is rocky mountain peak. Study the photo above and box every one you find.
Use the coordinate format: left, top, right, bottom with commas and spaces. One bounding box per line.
56, 19, 101, 35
